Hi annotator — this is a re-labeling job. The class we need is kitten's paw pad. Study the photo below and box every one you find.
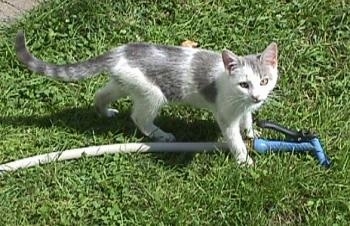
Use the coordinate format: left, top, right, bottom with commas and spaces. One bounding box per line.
236, 155, 254, 167
245, 130, 255, 139
105, 108, 119, 118
243, 128, 260, 139
154, 133, 176, 142
252, 129, 261, 138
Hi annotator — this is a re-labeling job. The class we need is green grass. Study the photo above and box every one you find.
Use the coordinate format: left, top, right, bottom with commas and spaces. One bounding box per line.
0, 0, 349, 225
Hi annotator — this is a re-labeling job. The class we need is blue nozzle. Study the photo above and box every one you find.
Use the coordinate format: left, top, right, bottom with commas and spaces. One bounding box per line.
253, 138, 331, 167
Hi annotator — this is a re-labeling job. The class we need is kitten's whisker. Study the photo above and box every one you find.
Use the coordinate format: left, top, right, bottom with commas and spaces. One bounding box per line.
223, 96, 246, 105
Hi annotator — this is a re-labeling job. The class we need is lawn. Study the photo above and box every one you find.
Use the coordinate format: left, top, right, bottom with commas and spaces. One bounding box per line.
0, 0, 349, 225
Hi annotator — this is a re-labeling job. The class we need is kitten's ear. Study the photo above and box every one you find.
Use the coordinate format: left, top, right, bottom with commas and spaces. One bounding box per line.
261, 42, 278, 68
222, 50, 239, 73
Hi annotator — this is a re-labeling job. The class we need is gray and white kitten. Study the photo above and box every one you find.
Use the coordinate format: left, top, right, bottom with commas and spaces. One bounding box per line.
15, 31, 278, 165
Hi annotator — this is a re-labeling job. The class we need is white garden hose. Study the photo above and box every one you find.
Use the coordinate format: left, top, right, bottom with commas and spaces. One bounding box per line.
0, 142, 228, 175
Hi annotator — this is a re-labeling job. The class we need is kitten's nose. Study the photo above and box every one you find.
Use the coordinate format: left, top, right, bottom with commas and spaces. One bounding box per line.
251, 95, 263, 103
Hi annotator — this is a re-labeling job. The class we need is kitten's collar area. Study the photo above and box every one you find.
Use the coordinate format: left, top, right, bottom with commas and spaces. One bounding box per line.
249, 101, 264, 111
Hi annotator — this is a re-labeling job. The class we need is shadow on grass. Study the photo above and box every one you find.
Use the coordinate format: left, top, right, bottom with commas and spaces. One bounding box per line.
1, 106, 130, 134
1, 106, 223, 167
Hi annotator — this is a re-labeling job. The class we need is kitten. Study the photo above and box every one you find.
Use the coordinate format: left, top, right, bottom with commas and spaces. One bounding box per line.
15, 31, 278, 165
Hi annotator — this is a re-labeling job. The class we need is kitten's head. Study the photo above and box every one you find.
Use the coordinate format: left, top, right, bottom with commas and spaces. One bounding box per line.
221, 43, 278, 110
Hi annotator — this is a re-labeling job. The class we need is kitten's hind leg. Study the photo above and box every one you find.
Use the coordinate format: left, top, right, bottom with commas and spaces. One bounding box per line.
131, 95, 175, 142
94, 80, 126, 117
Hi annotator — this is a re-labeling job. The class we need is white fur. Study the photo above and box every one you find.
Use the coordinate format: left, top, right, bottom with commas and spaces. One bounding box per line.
94, 46, 278, 165
96, 57, 176, 141
17, 30, 278, 165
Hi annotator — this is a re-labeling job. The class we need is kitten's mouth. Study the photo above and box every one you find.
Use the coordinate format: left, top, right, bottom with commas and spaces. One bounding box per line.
250, 96, 264, 104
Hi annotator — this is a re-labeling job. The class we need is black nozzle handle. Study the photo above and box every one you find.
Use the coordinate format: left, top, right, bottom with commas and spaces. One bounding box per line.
256, 120, 317, 141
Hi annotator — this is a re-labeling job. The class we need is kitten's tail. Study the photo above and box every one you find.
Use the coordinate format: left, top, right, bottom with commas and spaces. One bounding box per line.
15, 31, 116, 82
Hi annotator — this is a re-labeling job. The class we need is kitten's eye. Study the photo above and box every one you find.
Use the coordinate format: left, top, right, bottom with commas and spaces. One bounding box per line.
239, 82, 249, 89
260, 78, 269, 86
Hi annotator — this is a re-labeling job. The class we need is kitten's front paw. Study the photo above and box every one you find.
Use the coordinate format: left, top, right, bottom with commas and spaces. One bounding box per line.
154, 132, 176, 142
242, 128, 260, 140
105, 108, 119, 118
252, 128, 261, 138
244, 128, 255, 139
236, 154, 254, 166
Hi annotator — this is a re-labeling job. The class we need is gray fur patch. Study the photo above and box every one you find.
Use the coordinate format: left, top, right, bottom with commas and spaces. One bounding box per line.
191, 50, 221, 103
15, 31, 118, 81
124, 43, 153, 60
242, 54, 270, 79
124, 43, 186, 101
